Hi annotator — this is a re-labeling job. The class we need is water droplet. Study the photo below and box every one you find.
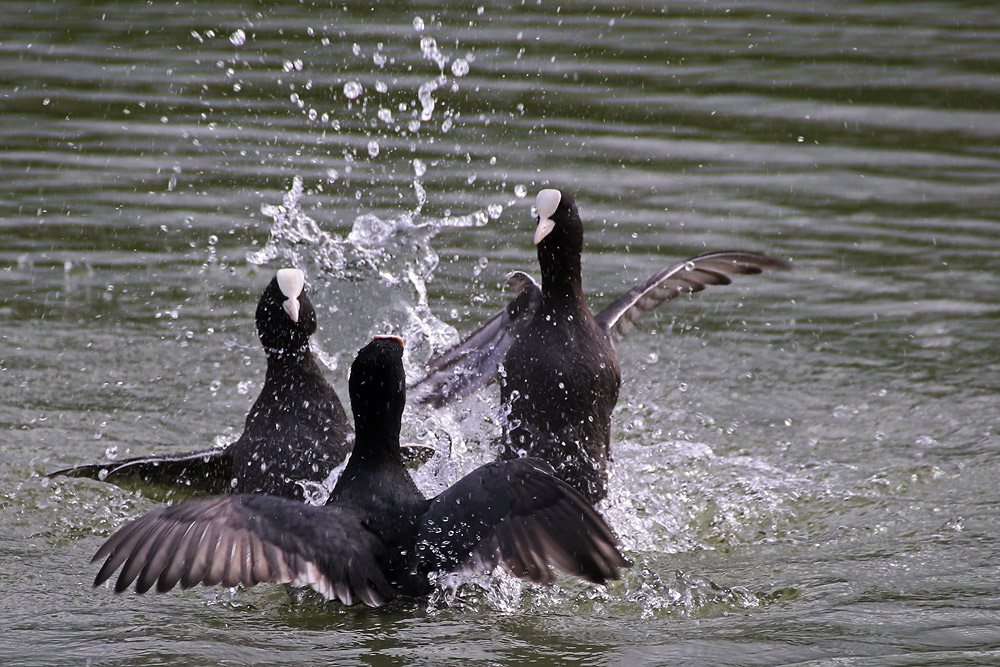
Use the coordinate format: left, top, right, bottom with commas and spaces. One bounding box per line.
326, 168, 339, 182
375, 80, 388, 93
514, 184, 527, 198
229, 29, 246, 46
412, 16, 425, 31
413, 180, 427, 209
343, 81, 363, 100
367, 140, 380, 158
678, 382, 688, 392
451, 58, 469, 77
420, 36, 448, 70
412, 159, 426, 177
441, 117, 453, 132
105, 445, 119, 460
377, 107, 393, 123
417, 80, 439, 121
684, 261, 696, 271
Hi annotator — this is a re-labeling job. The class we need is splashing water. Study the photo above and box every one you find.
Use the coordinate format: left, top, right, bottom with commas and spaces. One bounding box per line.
247, 176, 502, 375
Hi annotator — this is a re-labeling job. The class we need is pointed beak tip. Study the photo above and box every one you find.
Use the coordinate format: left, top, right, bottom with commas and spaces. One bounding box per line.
533, 217, 555, 245
283, 298, 300, 323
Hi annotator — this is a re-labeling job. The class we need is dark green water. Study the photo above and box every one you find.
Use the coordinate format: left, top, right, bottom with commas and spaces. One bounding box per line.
3, 1, 999, 664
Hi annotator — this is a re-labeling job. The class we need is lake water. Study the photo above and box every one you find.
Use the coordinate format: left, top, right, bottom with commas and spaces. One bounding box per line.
3, 1, 999, 664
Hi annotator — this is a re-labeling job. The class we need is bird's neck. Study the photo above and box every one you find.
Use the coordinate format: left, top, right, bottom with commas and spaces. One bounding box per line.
348, 405, 404, 467
539, 245, 585, 303
264, 344, 314, 370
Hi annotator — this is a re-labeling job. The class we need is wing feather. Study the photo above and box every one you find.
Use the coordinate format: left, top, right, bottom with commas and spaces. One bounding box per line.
595, 250, 791, 345
415, 459, 629, 587
409, 272, 541, 408
50, 447, 233, 495
92, 494, 395, 606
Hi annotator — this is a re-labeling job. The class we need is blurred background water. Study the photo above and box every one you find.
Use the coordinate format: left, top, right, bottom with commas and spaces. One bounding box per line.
2, 1, 999, 664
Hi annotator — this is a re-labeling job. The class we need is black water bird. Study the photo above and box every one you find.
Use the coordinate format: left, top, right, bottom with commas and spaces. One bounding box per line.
410, 189, 791, 503
51, 269, 354, 500
91, 337, 629, 606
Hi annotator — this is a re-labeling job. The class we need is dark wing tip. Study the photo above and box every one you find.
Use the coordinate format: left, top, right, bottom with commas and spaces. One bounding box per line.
408, 273, 541, 408
419, 459, 629, 589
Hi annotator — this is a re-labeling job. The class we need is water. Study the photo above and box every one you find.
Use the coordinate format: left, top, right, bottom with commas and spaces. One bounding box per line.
3, 0, 1000, 664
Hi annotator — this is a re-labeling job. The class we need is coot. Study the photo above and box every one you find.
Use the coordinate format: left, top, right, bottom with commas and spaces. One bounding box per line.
411, 189, 790, 503
91, 337, 629, 606
51, 269, 353, 500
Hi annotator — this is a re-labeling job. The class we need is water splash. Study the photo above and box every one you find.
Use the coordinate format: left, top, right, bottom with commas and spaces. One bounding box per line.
248, 176, 502, 374
604, 436, 806, 555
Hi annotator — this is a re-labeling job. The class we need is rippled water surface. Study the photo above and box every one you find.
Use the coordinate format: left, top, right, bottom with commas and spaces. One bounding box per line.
3, 1, 1000, 664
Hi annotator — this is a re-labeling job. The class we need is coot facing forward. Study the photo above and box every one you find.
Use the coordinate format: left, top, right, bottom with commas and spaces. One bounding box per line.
91, 337, 629, 606
411, 189, 790, 503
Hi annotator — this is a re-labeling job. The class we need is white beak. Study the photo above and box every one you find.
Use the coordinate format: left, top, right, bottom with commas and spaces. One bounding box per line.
532, 188, 561, 245
282, 298, 300, 323
533, 217, 555, 245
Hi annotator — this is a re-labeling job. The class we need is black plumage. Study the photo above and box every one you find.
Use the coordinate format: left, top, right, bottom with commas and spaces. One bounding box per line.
51, 269, 353, 500
410, 189, 790, 503
91, 337, 629, 606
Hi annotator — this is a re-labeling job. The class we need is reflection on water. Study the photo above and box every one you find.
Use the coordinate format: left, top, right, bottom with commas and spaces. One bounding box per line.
2, 0, 1000, 663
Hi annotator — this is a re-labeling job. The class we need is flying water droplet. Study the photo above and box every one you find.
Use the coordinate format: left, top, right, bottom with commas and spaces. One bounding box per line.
343, 81, 363, 100
413, 16, 425, 31
514, 184, 527, 198
417, 80, 439, 121
420, 36, 448, 71
229, 29, 246, 46
367, 140, 380, 158
451, 58, 469, 77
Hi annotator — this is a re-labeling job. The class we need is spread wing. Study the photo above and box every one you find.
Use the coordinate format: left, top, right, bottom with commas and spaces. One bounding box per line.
49, 447, 233, 496
415, 458, 629, 586
91, 494, 395, 607
595, 250, 791, 346
408, 271, 541, 408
